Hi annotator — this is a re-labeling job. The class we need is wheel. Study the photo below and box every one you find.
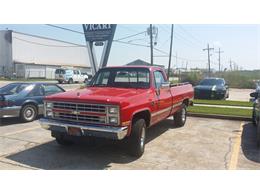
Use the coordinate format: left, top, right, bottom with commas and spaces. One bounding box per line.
68, 78, 73, 84
174, 104, 187, 127
257, 122, 260, 148
84, 78, 88, 83
53, 132, 73, 146
127, 118, 146, 157
20, 104, 37, 122
58, 80, 63, 84
252, 106, 257, 126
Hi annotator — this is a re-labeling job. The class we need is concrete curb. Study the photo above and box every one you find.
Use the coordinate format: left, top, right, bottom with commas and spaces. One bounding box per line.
187, 112, 251, 121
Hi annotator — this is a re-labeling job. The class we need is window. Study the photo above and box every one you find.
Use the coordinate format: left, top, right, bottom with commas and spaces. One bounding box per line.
28, 85, 44, 96
73, 70, 79, 75
0, 83, 31, 95
55, 69, 65, 74
95, 71, 110, 86
91, 68, 150, 88
43, 85, 64, 96
154, 71, 166, 88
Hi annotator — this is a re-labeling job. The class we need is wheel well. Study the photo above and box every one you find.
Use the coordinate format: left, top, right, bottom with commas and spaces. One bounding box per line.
183, 99, 189, 107
21, 102, 38, 113
132, 110, 151, 127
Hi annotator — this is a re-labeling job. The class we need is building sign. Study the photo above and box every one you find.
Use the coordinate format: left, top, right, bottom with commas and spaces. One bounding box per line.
83, 24, 117, 42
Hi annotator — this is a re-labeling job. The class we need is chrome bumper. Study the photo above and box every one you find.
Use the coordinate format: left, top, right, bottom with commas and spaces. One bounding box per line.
39, 118, 128, 140
0, 106, 21, 118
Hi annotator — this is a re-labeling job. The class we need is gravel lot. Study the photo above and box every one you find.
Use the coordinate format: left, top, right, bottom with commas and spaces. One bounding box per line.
0, 116, 259, 170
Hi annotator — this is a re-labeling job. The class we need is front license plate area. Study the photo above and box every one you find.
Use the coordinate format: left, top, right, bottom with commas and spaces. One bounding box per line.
68, 127, 82, 136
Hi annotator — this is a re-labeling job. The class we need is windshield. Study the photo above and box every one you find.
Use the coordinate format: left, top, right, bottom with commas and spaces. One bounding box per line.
90, 68, 150, 88
0, 83, 31, 95
199, 79, 224, 86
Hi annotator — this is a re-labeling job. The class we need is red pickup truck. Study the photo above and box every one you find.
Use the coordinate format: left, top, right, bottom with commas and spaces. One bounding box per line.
40, 66, 194, 157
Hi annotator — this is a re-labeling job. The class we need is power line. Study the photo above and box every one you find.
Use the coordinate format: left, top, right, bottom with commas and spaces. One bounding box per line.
114, 31, 146, 41
13, 37, 85, 47
45, 24, 84, 35
177, 25, 204, 46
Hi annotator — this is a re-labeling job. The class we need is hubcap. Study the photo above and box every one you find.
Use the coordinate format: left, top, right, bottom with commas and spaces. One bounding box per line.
24, 107, 34, 120
140, 126, 146, 149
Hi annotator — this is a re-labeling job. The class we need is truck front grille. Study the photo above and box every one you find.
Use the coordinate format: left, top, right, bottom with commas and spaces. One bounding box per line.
52, 102, 107, 124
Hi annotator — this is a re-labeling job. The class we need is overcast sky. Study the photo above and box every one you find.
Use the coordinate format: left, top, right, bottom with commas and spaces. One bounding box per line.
0, 24, 259, 70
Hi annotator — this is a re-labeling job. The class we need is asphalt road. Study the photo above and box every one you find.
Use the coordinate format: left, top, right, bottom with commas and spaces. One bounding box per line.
0, 116, 259, 170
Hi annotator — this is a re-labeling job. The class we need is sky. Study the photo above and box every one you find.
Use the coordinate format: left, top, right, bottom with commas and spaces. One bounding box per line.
0, 24, 259, 70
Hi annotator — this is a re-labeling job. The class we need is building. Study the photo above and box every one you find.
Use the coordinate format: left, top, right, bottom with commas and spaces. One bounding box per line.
126, 59, 165, 69
0, 30, 91, 79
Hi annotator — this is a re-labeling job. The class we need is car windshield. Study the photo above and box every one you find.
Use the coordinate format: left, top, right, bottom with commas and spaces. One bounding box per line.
199, 79, 224, 86
90, 68, 150, 88
0, 83, 31, 95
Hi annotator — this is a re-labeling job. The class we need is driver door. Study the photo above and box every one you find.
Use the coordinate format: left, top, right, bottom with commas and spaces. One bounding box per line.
153, 71, 172, 123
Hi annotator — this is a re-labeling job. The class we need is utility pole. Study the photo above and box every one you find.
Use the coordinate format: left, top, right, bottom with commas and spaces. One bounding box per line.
203, 43, 214, 77
216, 48, 224, 72
149, 24, 153, 66
229, 59, 233, 71
167, 24, 174, 79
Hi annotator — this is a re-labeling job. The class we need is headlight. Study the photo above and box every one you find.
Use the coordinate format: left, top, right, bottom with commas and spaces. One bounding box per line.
46, 110, 53, 117
46, 102, 53, 109
109, 117, 118, 124
109, 107, 118, 114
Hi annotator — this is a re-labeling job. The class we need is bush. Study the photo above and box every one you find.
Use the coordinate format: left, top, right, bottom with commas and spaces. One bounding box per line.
180, 72, 203, 86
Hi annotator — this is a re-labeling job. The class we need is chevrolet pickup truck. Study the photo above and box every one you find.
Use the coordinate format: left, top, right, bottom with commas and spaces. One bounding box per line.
40, 66, 194, 157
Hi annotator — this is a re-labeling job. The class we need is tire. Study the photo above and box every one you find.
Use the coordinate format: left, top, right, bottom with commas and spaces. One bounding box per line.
174, 104, 187, 127
68, 78, 73, 84
54, 132, 73, 146
20, 104, 38, 122
127, 118, 146, 157
257, 122, 260, 148
252, 106, 257, 126
58, 80, 63, 84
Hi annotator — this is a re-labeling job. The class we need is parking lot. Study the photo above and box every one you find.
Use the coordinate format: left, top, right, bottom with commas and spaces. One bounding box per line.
0, 81, 259, 169
0, 116, 259, 170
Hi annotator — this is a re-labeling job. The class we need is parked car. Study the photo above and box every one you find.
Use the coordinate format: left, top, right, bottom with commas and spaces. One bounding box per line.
40, 66, 194, 157
55, 68, 88, 84
194, 78, 229, 100
0, 83, 65, 122
250, 84, 260, 146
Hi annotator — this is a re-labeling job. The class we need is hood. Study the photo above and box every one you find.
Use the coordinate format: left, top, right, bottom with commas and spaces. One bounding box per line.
195, 85, 224, 91
45, 87, 148, 105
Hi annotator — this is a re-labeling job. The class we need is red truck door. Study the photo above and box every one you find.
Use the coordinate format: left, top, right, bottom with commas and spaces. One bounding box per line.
152, 70, 173, 123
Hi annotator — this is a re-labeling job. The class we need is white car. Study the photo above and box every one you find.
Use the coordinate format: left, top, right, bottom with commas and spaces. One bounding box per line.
55, 69, 89, 84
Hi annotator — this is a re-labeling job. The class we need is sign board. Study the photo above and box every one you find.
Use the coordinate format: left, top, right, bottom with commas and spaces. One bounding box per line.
83, 24, 117, 42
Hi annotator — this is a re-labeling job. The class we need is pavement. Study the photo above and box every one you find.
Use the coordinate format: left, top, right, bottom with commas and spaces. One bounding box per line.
0, 117, 259, 170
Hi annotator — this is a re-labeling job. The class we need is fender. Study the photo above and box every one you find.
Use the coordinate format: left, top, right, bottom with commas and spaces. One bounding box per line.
126, 107, 152, 136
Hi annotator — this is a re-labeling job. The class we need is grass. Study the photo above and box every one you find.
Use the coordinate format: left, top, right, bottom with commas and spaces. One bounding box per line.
188, 105, 252, 118
193, 99, 253, 107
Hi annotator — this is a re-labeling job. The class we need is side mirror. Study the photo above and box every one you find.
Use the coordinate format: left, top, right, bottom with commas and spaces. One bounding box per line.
160, 82, 170, 89
250, 92, 258, 98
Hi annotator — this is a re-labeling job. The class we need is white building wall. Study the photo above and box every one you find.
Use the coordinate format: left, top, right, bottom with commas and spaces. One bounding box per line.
12, 31, 91, 68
